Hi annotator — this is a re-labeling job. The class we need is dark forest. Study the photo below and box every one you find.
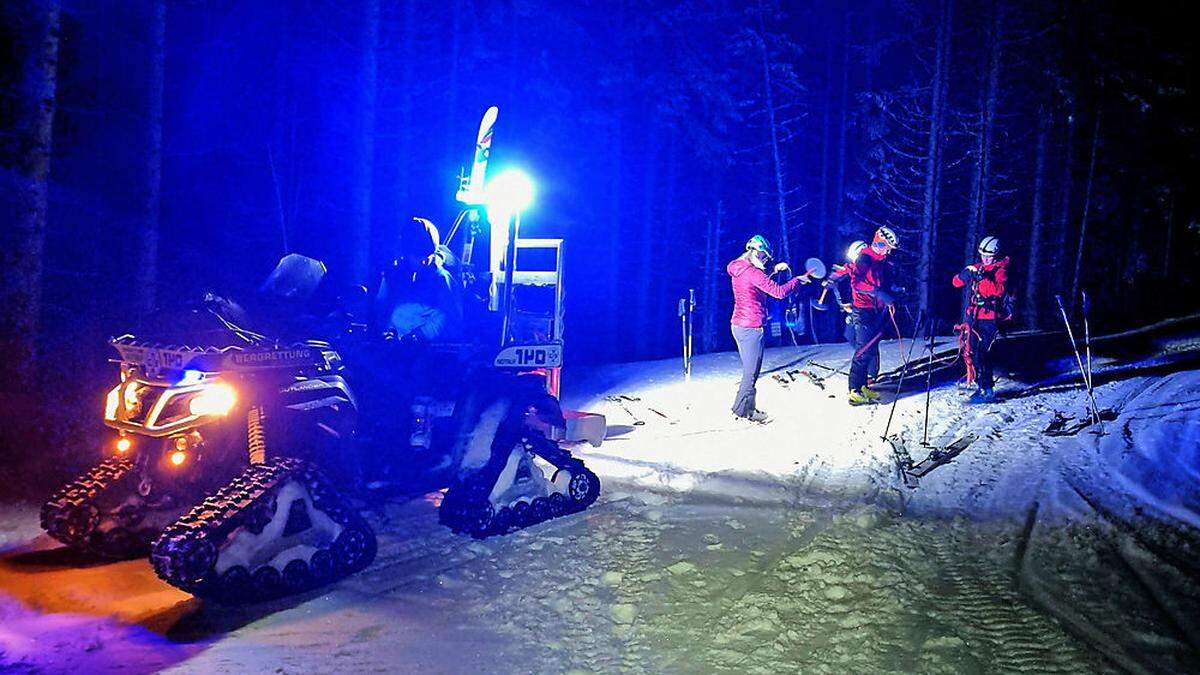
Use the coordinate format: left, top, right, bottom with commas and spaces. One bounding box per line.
2, 0, 1198, 459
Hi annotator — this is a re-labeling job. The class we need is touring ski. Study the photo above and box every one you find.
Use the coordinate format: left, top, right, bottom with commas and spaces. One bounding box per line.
1043, 408, 1118, 436
454, 106, 499, 272
907, 434, 979, 478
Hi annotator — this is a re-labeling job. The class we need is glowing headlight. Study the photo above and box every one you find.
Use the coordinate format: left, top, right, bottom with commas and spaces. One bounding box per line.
105, 386, 120, 420
169, 450, 188, 466
189, 383, 237, 417
115, 436, 132, 453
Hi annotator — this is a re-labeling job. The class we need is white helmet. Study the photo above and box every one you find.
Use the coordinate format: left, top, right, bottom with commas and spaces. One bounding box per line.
745, 234, 773, 258
978, 235, 1000, 256
846, 240, 867, 262
873, 226, 899, 251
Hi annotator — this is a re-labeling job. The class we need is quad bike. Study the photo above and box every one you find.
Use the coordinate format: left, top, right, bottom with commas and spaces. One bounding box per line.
40, 107, 601, 604
39, 254, 600, 603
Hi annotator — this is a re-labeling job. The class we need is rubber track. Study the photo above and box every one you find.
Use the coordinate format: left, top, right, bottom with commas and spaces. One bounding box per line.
150, 456, 376, 603
439, 440, 600, 539
40, 456, 135, 548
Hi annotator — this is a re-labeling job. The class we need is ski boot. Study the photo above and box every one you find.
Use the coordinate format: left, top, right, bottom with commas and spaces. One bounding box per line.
859, 386, 882, 402
848, 388, 873, 406
734, 409, 771, 424
968, 387, 995, 404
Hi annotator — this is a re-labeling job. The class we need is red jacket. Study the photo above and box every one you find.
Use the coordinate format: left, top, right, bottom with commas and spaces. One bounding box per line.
848, 249, 893, 310
728, 257, 800, 328
952, 256, 1010, 320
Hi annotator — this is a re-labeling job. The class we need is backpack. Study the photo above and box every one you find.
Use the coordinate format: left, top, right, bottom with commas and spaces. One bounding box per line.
998, 292, 1015, 322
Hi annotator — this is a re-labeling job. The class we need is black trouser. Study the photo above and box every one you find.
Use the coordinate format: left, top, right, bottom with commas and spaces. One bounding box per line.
845, 316, 881, 384
731, 324, 764, 417
969, 318, 999, 390
849, 308, 883, 392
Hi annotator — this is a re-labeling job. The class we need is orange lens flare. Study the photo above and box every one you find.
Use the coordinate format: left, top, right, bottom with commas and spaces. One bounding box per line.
169, 450, 187, 466
115, 437, 132, 453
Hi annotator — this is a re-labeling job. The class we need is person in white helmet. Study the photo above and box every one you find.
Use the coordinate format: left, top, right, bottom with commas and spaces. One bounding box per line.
823, 240, 880, 381
952, 235, 1011, 402
727, 235, 811, 421
841, 227, 900, 405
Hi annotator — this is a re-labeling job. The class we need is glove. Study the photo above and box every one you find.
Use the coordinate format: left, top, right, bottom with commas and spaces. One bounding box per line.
821, 279, 834, 289
773, 262, 791, 274
798, 273, 812, 285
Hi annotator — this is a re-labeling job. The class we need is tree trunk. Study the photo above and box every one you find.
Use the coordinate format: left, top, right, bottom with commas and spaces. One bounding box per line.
132, 0, 165, 318
833, 7, 851, 246
1163, 191, 1175, 279
0, 0, 60, 387
1052, 109, 1076, 293
659, 129, 679, 357
702, 199, 724, 354
1024, 105, 1049, 328
964, 0, 1003, 268
818, 30, 832, 258
634, 124, 661, 359
349, 0, 379, 283
755, 23, 791, 262
396, 0, 416, 237
918, 0, 953, 316
1070, 111, 1101, 313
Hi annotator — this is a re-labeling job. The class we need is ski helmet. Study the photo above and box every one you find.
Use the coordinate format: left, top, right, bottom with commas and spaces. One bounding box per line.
873, 226, 899, 251
978, 235, 1000, 256
846, 240, 867, 262
745, 235, 773, 259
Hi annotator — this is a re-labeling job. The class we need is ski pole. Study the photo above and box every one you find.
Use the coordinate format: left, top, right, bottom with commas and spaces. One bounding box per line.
1082, 290, 1094, 393
1055, 294, 1100, 424
882, 309, 925, 442
922, 318, 935, 447
686, 289, 695, 377
678, 298, 688, 376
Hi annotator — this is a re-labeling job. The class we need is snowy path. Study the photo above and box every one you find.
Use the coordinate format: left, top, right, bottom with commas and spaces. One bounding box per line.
3, 322, 1200, 673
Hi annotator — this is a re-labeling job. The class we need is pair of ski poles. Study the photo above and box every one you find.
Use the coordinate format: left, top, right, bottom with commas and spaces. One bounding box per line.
1055, 292, 1101, 425
679, 289, 695, 378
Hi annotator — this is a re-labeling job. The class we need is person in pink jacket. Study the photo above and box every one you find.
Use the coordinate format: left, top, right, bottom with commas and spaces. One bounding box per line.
727, 235, 811, 421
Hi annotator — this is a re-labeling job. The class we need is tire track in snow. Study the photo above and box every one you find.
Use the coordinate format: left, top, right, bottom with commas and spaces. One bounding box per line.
921, 524, 1098, 673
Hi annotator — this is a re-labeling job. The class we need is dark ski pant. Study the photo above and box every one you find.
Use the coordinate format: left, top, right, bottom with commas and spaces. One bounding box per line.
731, 324, 764, 417
844, 316, 880, 384
969, 318, 999, 390
849, 308, 883, 392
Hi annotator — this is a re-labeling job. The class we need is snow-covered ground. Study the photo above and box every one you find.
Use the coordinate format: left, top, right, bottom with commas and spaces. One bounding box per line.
3, 319, 1199, 673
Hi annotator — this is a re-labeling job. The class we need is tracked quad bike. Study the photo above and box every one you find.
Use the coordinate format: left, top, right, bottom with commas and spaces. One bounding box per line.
40, 107, 602, 603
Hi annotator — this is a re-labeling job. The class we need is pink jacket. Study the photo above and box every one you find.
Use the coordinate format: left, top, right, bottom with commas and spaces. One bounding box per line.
728, 257, 800, 328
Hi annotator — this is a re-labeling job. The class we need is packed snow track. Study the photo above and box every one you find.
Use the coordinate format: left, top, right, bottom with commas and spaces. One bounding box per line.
3, 318, 1199, 673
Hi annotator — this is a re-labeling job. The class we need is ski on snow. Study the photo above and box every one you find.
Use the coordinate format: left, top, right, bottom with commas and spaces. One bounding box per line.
888, 433, 979, 488
1043, 408, 1118, 436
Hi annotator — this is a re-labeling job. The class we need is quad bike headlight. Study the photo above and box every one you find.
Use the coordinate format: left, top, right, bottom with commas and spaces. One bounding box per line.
105, 377, 238, 436
188, 383, 237, 417
105, 386, 120, 420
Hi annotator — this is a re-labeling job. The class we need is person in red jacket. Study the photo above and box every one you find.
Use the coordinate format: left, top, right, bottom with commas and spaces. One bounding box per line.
728, 235, 810, 421
952, 235, 1011, 403
841, 227, 900, 405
